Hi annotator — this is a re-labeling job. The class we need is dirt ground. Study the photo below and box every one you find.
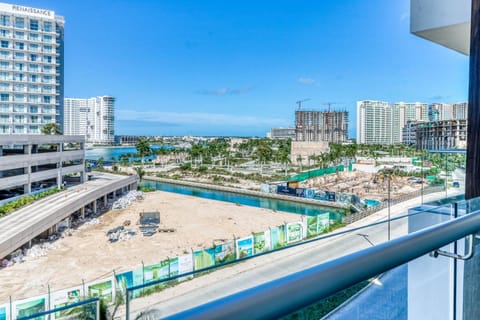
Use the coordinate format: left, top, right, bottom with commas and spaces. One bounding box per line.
301, 171, 423, 200
0, 191, 301, 302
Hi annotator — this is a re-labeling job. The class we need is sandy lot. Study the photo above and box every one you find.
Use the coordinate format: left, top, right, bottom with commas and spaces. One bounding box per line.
0, 191, 301, 302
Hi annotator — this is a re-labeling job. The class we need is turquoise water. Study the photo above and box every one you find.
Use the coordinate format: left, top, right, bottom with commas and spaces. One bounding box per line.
85, 145, 168, 161
142, 180, 345, 218
365, 199, 381, 207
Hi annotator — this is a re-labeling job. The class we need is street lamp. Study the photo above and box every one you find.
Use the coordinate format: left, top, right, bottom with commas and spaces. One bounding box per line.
421, 150, 424, 205
383, 168, 394, 241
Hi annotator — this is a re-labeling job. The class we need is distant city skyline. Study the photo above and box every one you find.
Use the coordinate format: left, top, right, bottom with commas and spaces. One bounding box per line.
14, 0, 470, 137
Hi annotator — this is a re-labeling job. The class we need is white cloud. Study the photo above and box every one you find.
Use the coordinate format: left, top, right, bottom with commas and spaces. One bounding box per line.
117, 109, 289, 127
197, 86, 254, 95
400, 12, 409, 22
297, 77, 315, 85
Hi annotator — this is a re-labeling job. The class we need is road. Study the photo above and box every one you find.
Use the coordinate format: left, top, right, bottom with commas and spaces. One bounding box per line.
121, 187, 464, 319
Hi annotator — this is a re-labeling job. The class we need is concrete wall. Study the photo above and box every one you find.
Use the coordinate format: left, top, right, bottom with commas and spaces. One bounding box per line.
290, 141, 329, 166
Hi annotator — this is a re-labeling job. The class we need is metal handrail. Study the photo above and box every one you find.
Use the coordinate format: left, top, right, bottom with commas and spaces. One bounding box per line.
163, 210, 480, 320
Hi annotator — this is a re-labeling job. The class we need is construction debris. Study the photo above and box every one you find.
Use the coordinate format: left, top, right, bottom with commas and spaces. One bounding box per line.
139, 211, 161, 236
112, 191, 144, 210
107, 226, 136, 242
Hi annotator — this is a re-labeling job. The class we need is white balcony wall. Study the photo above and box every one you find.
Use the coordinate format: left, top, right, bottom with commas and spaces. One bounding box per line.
411, 0, 471, 55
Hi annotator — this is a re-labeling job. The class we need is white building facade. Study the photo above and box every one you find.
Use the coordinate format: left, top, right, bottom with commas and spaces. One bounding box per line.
357, 100, 394, 145
64, 96, 115, 145
0, 3, 64, 134
358, 100, 432, 145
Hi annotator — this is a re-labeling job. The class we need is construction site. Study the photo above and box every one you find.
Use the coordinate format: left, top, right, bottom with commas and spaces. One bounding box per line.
294, 108, 349, 143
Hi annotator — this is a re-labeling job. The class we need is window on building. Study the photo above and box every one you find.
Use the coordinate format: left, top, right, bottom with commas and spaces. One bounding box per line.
14, 42, 24, 50
14, 31, 24, 39
1, 40, 8, 48
14, 63, 23, 71
43, 35, 52, 43
30, 74, 37, 82
43, 96, 51, 104
14, 52, 24, 60
43, 65, 52, 73
14, 105, 25, 112
29, 85, 39, 93
1, 93, 9, 101
29, 64, 39, 72
42, 75, 52, 83
14, 125, 25, 133
28, 95, 39, 103
15, 17, 24, 29
28, 33, 39, 41
42, 22, 52, 32
0, 61, 9, 70
29, 105, 38, 113
28, 44, 39, 52
13, 73, 23, 81
43, 45, 52, 53
29, 125, 39, 133
0, 29, 9, 38
0, 72, 9, 80
29, 20, 38, 31
0, 16, 10, 27
14, 84, 24, 92
30, 54, 38, 62
42, 86, 52, 93
43, 56, 52, 63
14, 94, 25, 102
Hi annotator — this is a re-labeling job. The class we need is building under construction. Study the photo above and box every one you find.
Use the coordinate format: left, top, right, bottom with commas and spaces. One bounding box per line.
415, 119, 467, 150
295, 110, 348, 143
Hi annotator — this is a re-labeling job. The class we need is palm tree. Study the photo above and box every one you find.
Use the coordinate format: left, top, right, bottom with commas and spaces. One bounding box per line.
296, 155, 304, 171
135, 138, 152, 166
135, 166, 146, 181
41, 123, 62, 135
97, 157, 104, 170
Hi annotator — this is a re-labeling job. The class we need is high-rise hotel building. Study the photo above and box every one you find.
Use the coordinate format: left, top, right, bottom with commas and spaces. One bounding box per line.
0, 3, 64, 134
64, 96, 115, 145
356, 100, 429, 145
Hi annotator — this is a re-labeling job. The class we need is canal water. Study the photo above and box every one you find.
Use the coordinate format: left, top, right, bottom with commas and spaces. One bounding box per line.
142, 180, 345, 218
85, 145, 168, 161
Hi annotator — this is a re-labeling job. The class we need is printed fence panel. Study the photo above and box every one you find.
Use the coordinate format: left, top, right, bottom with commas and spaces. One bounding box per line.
236, 236, 254, 258
169, 257, 179, 277
253, 231, 268, 254
286, 222, 303, 244
307, 216, 318, 238
50, 286, 83, 319
144, 260, 170, 284
15, 295, 47, 320
214, 241, 235, 264
193, 248, 215, 270
0, 304, 8, 320
116, 269, 143, 298
270, 225, 286, 249
317, 213, 330, 234
177, 254, 194, 281
86, 277, 114, 304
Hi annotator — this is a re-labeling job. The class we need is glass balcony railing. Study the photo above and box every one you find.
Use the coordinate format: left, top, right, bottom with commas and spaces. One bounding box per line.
154, 203, 479, 320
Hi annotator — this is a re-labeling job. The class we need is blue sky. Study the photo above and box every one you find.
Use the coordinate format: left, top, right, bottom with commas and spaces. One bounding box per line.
18, 0, 469, 137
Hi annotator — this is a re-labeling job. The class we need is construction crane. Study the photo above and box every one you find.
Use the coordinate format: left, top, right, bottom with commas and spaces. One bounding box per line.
296, 98, 311, 111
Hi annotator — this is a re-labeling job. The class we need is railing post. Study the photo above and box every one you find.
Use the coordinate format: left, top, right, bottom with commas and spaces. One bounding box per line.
125, 290, 130, 320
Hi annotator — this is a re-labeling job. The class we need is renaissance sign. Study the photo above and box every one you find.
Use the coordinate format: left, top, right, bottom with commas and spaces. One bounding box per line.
0, 3, 55, 19
12, 5, 52, 17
